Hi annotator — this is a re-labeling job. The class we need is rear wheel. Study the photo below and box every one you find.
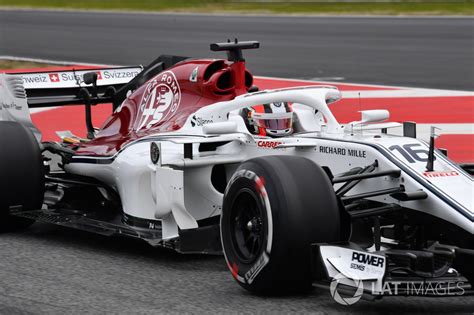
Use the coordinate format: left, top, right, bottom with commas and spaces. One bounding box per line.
0, 122, 44, 232
221, 155, 346, 294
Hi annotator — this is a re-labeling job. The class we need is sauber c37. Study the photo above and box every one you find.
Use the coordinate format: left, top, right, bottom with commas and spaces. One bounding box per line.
0, 41, 472, 299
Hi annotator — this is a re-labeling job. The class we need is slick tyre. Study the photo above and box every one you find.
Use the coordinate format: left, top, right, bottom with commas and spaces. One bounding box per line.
221, 156, 343, 294
0, 122, 43, 232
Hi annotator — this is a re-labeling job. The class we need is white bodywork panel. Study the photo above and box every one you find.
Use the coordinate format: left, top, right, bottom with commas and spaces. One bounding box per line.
154, 167, 198, 232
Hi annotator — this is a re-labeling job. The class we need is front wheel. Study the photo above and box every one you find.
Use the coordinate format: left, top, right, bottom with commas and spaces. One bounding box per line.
221, 156, 345, 294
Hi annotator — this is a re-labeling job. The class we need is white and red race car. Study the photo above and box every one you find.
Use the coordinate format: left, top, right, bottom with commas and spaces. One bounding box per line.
0, 41, 472, 299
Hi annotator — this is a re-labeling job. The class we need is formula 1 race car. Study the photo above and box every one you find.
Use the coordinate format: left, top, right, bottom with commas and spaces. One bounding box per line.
0, 41, 472, 299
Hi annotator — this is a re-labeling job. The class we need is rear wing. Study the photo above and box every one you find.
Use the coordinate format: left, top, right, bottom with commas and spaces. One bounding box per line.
19, 66, 142, 107
5, 54, 188, 109
1, 55, 188, 140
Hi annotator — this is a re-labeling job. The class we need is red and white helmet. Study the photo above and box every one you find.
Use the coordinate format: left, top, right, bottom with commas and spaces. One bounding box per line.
242, 102, 293, 137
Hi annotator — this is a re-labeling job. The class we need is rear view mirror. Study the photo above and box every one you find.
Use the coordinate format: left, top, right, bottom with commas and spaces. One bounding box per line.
83, 72, 98, 85
203, 121, 237, 135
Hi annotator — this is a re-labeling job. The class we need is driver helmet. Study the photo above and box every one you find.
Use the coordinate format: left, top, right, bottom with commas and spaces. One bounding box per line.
242, 102, 293, 137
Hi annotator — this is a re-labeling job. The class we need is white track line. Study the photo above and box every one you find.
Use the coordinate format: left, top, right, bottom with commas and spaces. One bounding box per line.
30, 107, 58, 114
341, 89, 474, 98
416, 123, 474, 135
256, 75, 474, 93
0, 7, 471, 18
0, 55, 122, 67
388, 123, 473, 142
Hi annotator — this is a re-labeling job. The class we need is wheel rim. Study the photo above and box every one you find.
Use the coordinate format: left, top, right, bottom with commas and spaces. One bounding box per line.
229, 189, 265, 263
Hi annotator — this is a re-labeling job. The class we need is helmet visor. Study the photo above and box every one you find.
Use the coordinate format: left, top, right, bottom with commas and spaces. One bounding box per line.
254, 117, 292, 131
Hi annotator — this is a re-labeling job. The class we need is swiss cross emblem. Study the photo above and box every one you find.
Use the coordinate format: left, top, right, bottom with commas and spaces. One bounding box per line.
96, 71, 102, 80
48, 73, 60, 82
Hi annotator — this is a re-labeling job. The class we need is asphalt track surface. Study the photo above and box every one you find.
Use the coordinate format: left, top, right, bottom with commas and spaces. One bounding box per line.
0, 9, 473, 90
1, 225, 473, 314
0, 9, 474, 314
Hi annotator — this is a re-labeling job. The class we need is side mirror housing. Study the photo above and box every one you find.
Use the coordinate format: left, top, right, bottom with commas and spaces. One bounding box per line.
203, 121, 238, 135
360, 110, 389, 123
83, 72, 98, 86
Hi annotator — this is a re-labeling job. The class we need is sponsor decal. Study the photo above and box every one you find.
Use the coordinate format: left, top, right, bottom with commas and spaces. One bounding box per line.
244, 252, 270, 284
319, 145, 366, 158
20, 67, 141, 89
58, 70, 138, 83
60, 72, 81, 83
423, 171, 459, 178
189, 66, 199, 82
102, 69, 139, 80
136, 71, 181, 130
48, 73, 60, 83
257, 140, 282, 149
150, 142, 160, 164
352, 252, 385, 268
122, 213, 162, 230
228, 169, 257, 188
1, 102, 22, 111
190, 115, 213, 127
350, 252, 385, 272
148, 222, 161, 230
22, 74, 48, 84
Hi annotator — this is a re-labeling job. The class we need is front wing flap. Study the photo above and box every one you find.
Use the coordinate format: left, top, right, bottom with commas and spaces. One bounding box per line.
312, 243, 473, 299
